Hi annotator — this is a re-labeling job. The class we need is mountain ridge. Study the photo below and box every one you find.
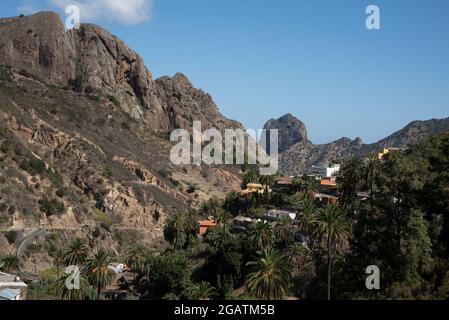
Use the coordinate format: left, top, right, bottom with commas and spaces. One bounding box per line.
0, 12, 244, 247
268, 114, 449, 175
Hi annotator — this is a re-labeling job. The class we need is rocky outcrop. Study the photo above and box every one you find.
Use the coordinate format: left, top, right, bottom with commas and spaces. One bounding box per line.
0, 12, 243, 133
155, 72, 244, 132
0, 12, 75, 85
262, 113, 309, 153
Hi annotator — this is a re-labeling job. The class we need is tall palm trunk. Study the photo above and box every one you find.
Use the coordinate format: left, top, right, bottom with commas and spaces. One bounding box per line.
327, 237, 331, 300
369, 169, 374, 210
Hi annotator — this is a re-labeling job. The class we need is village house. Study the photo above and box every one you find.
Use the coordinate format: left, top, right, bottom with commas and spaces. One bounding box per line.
377, 147, 403, 159
0, 272, 27, 300
309, 163, 341, 179
240, 183, 266, 196
233, 215, 254, 232
265, 209, 297, 221
197, 220, 217, 236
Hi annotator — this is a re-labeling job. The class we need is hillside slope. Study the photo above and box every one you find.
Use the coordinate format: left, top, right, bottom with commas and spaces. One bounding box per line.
0, 12, 243, 244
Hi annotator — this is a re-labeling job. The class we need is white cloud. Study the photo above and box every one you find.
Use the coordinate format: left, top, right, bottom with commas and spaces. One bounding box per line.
19, 0, 154, 25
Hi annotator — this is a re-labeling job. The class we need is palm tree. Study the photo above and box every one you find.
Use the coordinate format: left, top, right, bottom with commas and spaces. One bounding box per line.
300, 178, 320, 200
246, 248, 291, 300
55, 272, 93, 300
215, 209, 232, 227
312, 205, 351, 300
241, 169, 260, 189
185, 209, 200, 236
205, 225, 232, 249
125, 245, 152, 284
84, 249, 116, 299
164, 211, 187, 249
63, 238, 89, 266
296, 198, 316, 233
364, 155, 381, 208
52, 247, 65, 277
140, 250, 155, 281
185, 281, 217, 300
0, 254, 22, 273
259, 174, 276, 191
252, 220, 274, 250
274, 216, 294, 247
125, 245, 146, 274
338, 156, 364, 208
285, 242, 308, 266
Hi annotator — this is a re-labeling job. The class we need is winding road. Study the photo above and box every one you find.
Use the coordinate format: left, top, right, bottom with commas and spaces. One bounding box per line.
13, 229, 48, 257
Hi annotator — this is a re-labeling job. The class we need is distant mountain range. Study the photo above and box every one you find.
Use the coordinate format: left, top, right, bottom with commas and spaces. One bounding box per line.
263, 113, 449, 175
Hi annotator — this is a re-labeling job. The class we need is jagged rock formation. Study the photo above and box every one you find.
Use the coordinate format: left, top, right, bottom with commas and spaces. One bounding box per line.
262, 113, 309, 153
0, 12, 244, 249
265, 114, 449, 175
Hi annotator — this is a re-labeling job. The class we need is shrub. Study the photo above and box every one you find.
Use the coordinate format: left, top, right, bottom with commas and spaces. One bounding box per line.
121, 121, 131, 130
84, 86, 95, 94
169, 177, 180, 187
4, 230, 18, 244
18, 69, 31, 78
158, 168, 170, 179
67, 76, 83, 92
187, 185, 196, 194
108, 95, 121, 108
38, 198, 65, 216
88, 95, 100, 102
7, 205, 16, 215
20, 158, 46, 175
55, 188, 66, 198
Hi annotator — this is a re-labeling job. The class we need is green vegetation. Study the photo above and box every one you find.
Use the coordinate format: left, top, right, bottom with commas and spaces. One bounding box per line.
0, 254, 22, 273
15, 132, 449, 300
38, 198, 65, 216
121, 121, 131, 130
20, 158, 46, 175
67, 76, 83, 92
108, 95, 121, 108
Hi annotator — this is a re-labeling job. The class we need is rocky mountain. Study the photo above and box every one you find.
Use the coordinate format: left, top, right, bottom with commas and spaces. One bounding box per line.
0, 12, 244, 252
267, 114, 449, 175
262, 113, 310, 153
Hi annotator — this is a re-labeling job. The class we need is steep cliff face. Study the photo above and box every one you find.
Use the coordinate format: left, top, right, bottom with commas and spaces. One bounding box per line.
262, 113, 310, 153
155, 72, 243, 132
0, 12, 244, 133
0, 12, 75, 85
0, 12, 243, 246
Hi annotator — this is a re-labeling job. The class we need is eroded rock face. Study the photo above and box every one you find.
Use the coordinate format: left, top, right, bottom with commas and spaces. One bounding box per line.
155, 73, 244, 132
0, 12, 75, 85
262, 113, 309, 153
0, 12, 244, 133
67, 23, 166, 125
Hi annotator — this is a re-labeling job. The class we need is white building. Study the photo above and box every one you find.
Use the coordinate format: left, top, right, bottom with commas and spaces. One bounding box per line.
310, 163, 340, 178
265, 210, 296, 221
0, 272, 27, 300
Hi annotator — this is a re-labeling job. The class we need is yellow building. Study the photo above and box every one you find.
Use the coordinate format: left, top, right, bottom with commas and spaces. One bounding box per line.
378, 147, 402, 159
240, 183, 265, 196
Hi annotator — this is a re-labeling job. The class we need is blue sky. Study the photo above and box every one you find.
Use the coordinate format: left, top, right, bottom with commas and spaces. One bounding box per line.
2, 0, 449, 144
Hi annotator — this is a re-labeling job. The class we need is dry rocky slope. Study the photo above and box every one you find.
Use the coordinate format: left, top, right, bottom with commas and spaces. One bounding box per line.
270, 114, 449, 175
0, 12, 244, 250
